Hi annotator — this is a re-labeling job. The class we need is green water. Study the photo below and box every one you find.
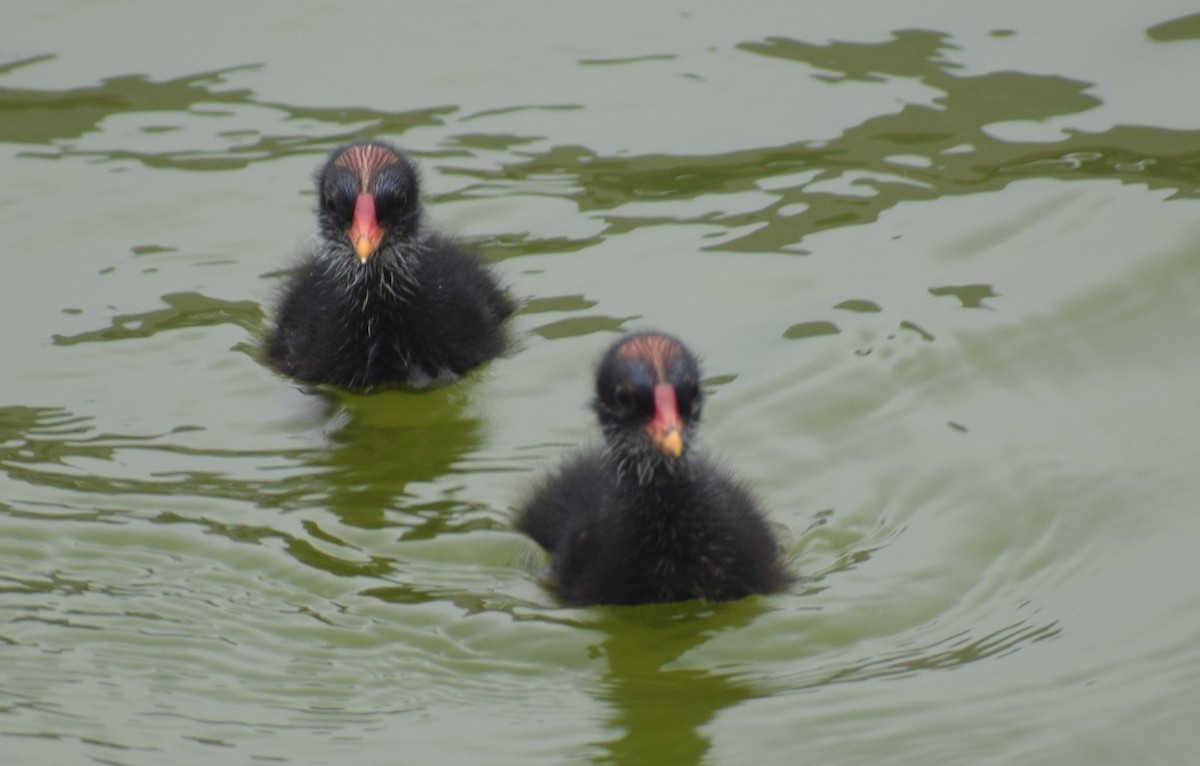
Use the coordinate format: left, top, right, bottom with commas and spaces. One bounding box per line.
3, 2, 1200, 764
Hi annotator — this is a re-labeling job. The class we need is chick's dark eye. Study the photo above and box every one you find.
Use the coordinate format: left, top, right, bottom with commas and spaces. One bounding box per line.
322, 170, 359, 217
676, 382, 700, 415
372, 192, 396, 219
614, 386, 635, 408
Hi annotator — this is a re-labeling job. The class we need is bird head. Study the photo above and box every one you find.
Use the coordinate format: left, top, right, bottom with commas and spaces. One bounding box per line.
593, 332, 705, 477
316, 141, 422, 264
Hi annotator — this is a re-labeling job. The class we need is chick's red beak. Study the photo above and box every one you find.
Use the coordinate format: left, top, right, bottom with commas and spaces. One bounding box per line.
647, 383, 684, 458
349, 192, 384, 262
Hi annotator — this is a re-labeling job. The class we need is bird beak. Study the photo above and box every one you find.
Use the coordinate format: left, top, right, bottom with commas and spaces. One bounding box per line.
648, 383, 684, 458
349, 192, 384, 263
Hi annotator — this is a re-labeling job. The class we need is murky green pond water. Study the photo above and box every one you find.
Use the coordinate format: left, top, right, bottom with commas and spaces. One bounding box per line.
4, 2, 1200, 764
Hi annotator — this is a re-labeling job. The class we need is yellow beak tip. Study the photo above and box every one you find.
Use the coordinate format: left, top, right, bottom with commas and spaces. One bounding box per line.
354, 240, 374, 262
661, 431, 683, 458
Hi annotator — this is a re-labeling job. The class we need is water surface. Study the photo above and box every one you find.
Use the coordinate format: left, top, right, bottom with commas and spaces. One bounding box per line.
3, 2, 1200, 764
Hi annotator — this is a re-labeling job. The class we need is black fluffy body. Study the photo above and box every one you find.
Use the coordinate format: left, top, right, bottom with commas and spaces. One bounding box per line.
517, 333, 793, 606
266, 142, 512, 389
